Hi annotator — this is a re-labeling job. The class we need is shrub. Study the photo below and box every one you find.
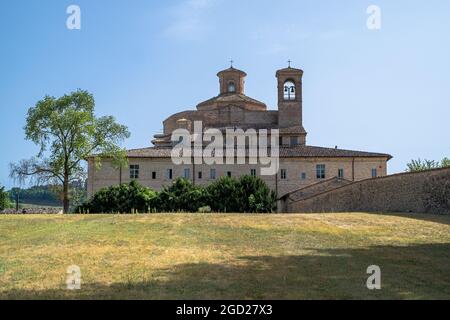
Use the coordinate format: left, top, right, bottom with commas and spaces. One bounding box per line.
238, 175, 277, 213
153, 178, 210, 212
206, 176, 277, 213
77, 180, 156, 214
79, 176, 277, 214
0, 186, 12, 210
207, 177, 243, 213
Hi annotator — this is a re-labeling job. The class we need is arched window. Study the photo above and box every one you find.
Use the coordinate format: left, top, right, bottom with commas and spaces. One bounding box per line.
284, 81, 296, 101
228, 81, 236, 93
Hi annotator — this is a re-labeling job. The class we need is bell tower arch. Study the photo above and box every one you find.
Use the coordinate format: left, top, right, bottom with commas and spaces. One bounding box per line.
276, 64, 307, 145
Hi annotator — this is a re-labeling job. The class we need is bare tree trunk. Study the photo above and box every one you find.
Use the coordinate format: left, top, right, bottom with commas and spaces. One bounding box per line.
63, 176, 70, 214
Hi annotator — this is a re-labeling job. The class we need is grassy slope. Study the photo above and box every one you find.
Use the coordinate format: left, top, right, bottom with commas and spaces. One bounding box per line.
0, 213, 449, 300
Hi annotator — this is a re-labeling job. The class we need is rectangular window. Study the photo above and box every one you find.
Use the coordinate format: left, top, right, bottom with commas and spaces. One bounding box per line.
316, 164, 326, 179
281, 169, 287, 180
372, 168, 377, 178
301, 172, 306, 180
290, 136, 299, 146
129, 165, 139, 179
152, 172, 156, 180
227, 171, 232, 178
279, 137, 283, 146
210, 169, 216, 180
166, 169, 173, 180
338, 169, 344, 179
198, 171, 203, 180
250, 169, 257, 177
184, 168, 190, 179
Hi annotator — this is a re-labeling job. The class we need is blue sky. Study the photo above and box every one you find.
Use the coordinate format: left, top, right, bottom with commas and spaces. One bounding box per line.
1, 0, 449, 189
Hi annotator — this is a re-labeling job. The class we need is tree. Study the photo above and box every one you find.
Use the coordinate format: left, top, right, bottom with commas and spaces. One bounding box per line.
406, 157, 450, 172
0, 186, 12, 210
441, 157, 450, 168
406, 159, 440, 172
10, 90, 130, 213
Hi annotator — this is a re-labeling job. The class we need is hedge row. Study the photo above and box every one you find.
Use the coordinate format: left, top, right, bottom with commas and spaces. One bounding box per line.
76, 176, 277, 214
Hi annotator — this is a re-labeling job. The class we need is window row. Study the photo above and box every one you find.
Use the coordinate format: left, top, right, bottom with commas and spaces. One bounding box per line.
129, 166, 237, 181
128, 165, 378, 180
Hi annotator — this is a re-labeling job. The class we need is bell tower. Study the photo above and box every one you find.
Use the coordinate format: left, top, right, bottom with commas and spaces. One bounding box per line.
276, 64, 307, 145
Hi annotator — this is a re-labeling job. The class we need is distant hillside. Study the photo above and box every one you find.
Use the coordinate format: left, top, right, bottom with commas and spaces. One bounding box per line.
9, 183, 86, 208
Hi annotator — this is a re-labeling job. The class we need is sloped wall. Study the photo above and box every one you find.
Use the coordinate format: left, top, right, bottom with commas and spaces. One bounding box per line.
279, 177, 352, 212
287, 168, 450, 214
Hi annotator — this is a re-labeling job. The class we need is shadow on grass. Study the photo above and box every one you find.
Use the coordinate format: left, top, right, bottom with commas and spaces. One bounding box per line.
2, 243, 450, 300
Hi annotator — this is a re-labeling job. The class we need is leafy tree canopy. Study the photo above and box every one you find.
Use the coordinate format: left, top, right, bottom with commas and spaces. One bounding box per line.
10, 90, 130, 213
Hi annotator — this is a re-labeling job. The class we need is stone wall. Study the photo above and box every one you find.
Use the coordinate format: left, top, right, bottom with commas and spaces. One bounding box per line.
1, 208, 63, 214
286, 167, 450, 214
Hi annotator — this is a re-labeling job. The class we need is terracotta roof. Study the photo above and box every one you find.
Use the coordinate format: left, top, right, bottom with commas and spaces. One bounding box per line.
279, 126, 307, 134
279, 145, 392, 159
123, 146, 392, 160
197, 93, 266, 108
276, 66, 303, 74
217, 67, 247, 77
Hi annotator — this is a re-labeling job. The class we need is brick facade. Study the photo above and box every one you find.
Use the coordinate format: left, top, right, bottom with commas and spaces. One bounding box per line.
87, 65, 391, 199
87, 156, 388, 198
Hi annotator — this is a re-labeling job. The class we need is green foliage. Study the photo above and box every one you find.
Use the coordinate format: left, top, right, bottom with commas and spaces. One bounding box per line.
406, 158, 441, 172
9, 185, 59, 206
79, 176, 277, 214
154, 178, 210, 212
207, 176, 276, 213
238, 175, 277, 213
0, 186, 12, 210
441, 157, 450, 168
8, 183, 87, 208
406, 157, 450, 172
9, 90, 130, 213
207, 177, 243, 212
77, 180, 156, 214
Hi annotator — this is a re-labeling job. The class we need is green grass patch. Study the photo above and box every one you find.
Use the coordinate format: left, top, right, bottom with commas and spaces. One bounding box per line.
0, 213, 449, 300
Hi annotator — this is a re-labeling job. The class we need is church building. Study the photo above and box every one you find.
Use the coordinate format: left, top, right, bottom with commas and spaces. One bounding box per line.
87, 64, 392, 199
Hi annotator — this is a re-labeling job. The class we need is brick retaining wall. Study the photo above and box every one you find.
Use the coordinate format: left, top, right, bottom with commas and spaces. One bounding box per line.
286, 167, 450, 214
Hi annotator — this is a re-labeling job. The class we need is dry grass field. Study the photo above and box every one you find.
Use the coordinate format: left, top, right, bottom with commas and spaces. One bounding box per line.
0, 213, 449, 300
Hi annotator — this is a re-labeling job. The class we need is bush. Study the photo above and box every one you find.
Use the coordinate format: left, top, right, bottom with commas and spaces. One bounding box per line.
77, 180, 156, 213
0, 186, 12, 210
207, 177, 242, 212
79, 176, 277, 214
207, 176, 277, 213
153, 178, 210, 212
238, 175, 277, 213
